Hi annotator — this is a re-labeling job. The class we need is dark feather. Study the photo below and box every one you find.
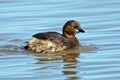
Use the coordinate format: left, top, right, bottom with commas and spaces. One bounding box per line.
32, 32, 74, 48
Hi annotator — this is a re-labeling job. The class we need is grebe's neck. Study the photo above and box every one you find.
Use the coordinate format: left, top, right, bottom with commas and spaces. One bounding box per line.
63, 33, 80, 47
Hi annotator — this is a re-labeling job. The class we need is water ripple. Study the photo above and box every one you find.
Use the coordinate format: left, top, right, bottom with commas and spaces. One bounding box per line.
0, 0, 120, 80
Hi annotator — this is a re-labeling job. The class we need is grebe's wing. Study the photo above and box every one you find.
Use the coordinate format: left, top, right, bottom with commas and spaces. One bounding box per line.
32, 32, 63, 40
32, 32, 74, 49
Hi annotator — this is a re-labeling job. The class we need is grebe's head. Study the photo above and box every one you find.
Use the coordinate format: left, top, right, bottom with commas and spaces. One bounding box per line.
63, 20, 85, 36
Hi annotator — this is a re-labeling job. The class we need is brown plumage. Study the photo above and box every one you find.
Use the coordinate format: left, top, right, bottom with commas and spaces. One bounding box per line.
25, 20, 85, 53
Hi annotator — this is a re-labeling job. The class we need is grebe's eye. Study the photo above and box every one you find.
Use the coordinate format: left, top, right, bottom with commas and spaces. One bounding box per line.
73, 26, 78, 29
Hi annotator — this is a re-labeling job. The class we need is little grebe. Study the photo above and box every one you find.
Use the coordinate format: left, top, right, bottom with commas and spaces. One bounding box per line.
25, 20, 85, 53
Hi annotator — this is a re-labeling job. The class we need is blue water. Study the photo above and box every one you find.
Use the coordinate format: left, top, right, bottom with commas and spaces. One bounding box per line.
0, 0, 120, 80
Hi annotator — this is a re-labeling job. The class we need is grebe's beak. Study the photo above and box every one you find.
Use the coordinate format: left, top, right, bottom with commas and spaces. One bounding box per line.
78, 28, 85, 33
75, 28, 85, 33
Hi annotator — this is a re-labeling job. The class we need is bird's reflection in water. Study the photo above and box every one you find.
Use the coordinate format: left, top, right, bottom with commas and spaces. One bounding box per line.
32, 48, 81, 80
62, 52, 80, 80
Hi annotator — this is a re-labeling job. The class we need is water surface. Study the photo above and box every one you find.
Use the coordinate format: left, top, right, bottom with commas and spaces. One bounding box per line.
0, 0, 120, 80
